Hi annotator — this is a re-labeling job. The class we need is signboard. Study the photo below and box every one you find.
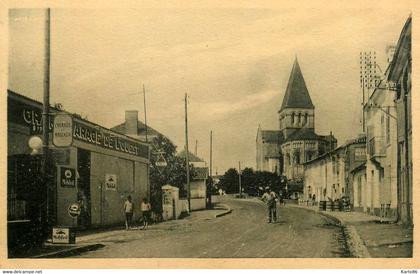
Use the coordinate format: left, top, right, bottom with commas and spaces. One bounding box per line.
68, 203, 81, 218
53, 114, 73, 147
8, 96, 54, 134
52, 227, 76, 244
105, 174, 117, 190
72, 121, 149, 158
60, 167, 76, 187
155, 151, 167, 174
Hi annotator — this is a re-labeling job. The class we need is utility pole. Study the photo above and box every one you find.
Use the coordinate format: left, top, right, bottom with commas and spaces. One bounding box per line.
195, 139, 198, 156
208, 131, 213, 208
42, 8, 52, 232
238, 161, 242, 197
210, 131, 213, 177
143, 84, 148, 143
185, 93, 191, 212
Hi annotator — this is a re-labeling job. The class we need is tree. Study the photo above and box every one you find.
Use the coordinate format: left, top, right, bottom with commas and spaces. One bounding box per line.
149, 134, 194, 213
218, 168, 239, 194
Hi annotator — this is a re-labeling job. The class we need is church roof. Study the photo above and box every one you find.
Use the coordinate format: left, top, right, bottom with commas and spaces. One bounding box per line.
285, 128, 323, 142
261, 130, 283, 143
280, 57, 314, 111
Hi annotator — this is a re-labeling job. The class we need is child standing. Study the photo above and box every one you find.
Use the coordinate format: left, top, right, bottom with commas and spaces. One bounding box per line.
124, 195, 134, 230
140, 198, 152, 230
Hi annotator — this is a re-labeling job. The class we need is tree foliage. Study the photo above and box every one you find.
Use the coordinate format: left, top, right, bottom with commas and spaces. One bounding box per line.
218, 167, 288, 197
149, 134, 194, 213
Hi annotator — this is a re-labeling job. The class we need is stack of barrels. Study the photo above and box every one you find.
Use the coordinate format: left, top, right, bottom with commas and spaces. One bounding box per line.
319, 201, 326, 211
342, 198, 351, 212
326, 200, 332, 211
333, 200, 340, 211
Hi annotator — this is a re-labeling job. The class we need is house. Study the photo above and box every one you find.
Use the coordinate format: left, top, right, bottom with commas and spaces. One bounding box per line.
178, 150, 209, 211
387, 16, 412, 226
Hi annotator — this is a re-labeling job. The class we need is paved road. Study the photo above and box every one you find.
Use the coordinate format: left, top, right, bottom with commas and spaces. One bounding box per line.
75, 196, 350, 258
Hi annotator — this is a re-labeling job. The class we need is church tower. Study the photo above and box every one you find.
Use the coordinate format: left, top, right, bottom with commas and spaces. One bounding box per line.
278, 57, 315, 139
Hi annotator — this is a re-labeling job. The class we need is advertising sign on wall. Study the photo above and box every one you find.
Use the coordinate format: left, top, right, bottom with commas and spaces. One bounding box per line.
53, 114, 73, 147
52, 227, 76, 244
68, 203, 81, 218
105, 174, 117, 190
60, 167, 76, 187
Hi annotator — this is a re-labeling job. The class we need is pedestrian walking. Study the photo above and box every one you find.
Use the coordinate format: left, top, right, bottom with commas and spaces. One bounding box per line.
140, 198, 152, 230
124, 195, 134, 230
261, 186, 278, 223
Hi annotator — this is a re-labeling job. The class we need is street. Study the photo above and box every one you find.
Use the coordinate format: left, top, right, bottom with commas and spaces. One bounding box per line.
74, 196, 350, 258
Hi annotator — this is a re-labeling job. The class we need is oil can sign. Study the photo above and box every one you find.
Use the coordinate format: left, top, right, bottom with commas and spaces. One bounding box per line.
53, 114, 73, 147
105, 174, 117, 190
68, 203, 81, 218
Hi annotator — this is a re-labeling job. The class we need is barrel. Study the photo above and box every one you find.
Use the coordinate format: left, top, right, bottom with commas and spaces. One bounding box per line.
319, 200, 326, 211
333, 200, 340, 211
342, 200, 350, 212
326, 200, 332, 211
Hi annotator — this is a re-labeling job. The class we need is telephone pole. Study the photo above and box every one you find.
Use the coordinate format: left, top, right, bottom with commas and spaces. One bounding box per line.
42, 8, 52, 231
238, 161, 242, 197
143, 84, 148, 143
185, 93, 191, 212
209, 131, 213, 177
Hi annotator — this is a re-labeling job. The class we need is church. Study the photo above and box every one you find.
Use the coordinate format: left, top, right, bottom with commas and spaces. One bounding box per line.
256, 58, 337, 182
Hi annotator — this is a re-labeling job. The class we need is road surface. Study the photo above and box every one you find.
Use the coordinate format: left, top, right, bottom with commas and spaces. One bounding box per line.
74, 196, 350, 258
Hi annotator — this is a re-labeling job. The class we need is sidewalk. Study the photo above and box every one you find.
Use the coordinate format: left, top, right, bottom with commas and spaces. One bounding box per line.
291, 204, 413, 258
31, 204, 231, 258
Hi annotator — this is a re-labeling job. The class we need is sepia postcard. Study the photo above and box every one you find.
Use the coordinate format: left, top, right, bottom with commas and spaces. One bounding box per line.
0, 0, 419, 270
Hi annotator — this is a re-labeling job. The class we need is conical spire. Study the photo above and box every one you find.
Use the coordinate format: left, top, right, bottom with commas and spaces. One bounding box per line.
280, 57, 314, 111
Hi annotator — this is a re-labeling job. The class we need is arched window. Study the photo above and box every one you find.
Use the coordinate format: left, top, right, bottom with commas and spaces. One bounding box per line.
291, 113, 295, 125
294, 152, 300, 164
298, 113, 301, 124
306, 151, 313, 161
304, 113, 308, 125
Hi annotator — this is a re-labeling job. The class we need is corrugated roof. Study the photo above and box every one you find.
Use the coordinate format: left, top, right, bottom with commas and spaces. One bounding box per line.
192, 167, 209, 180
280, 57, 314, 111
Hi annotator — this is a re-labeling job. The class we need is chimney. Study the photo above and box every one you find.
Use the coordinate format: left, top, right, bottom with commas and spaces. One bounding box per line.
125, 110, 138, 136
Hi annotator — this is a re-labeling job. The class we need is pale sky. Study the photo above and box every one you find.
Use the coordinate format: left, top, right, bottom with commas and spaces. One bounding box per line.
8, 7, 411, 174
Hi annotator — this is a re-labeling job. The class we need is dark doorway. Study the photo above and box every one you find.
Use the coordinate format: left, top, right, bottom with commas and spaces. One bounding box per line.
77, 148, 91, 229
7, 154, 49, 257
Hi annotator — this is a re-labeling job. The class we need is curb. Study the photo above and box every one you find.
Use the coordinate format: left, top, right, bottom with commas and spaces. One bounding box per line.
290, 205, 371, 258
215, 204, 232, 218
32, 243, 105, 258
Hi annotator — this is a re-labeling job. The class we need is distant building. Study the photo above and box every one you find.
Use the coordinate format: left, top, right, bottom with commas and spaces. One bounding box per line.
178, 150, 208, 211
256, 58, 337, 182
111, 110, 163, 142
303, 136, 366, 205
387, 16, 412, 226
363, 46, 398, 219
256, 127, 282, 174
